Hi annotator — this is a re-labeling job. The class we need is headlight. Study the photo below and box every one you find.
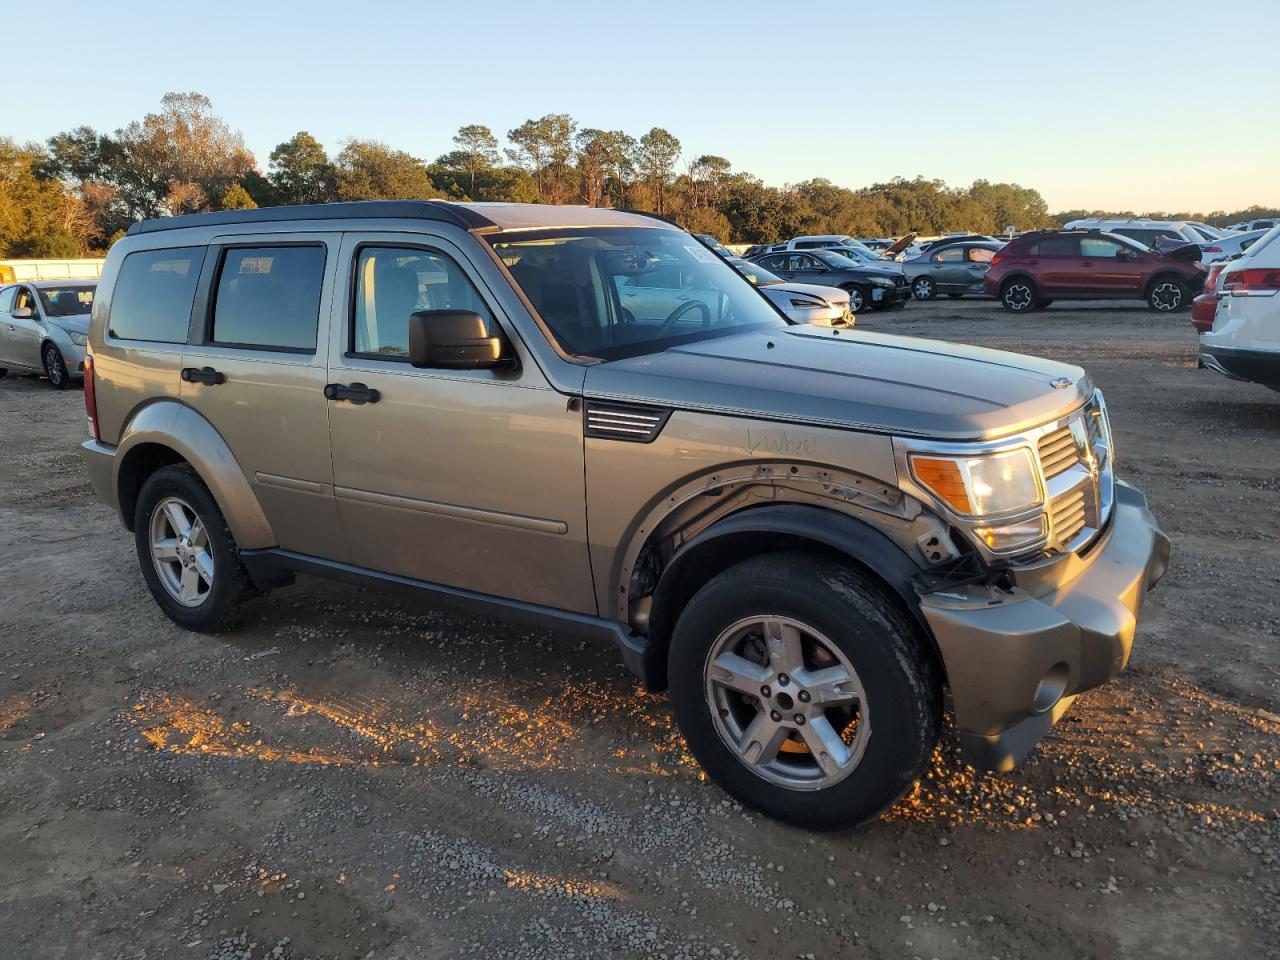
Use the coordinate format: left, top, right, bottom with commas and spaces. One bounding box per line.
68, 331, 88, 346
871, 277, 896, 288
909, 448, 1043, 517
789, 299, 825, 309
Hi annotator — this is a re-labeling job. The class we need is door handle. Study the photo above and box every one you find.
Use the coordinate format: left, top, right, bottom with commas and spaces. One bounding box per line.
181, 366, 226, 386
324, 382, 381, 405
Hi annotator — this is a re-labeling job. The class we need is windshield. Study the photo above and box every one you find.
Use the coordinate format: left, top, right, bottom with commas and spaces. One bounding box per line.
38, 285, 95, 317
1188, 222, 1225, 240
729, 259, 783, 285
811, 250, 862, 269
490, 228, 786, 361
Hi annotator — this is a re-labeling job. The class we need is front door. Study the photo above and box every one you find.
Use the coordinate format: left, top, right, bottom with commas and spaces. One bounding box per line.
324, 232, 595, 615
2, 286, 45, 370
928, 246, 965, 291
179, 233, 345, 560
1078, 236, 1145, 295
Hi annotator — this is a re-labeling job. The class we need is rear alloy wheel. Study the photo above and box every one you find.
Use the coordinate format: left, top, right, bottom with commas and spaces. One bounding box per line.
1001, 278, 1038, 313
845, 285, 868, 312
668, 552, 940, 829
912, 277, 936, 300
42, 343, 69, 390
1148, 279, 1187, 312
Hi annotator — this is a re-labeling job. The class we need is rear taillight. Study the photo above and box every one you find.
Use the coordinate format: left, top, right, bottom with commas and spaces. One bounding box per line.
83, 353, 100, 441
1204, 264, 1224, 293
1202, 245, 1222, 254
1223, 268, 1280, 297
990, 251, 1004, 266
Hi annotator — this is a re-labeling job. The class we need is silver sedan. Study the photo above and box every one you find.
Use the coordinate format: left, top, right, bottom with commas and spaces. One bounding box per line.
0, 280, 94, 388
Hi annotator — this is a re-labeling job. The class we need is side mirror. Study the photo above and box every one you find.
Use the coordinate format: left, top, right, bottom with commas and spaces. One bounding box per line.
11, 306, 33, 319
408, 310, 512, 370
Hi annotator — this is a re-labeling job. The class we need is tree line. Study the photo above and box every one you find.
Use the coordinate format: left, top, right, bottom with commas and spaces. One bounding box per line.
2, 92, 1276, 258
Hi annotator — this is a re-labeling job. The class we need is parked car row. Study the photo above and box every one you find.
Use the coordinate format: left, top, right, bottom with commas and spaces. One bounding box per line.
1194, 222, 1280, 391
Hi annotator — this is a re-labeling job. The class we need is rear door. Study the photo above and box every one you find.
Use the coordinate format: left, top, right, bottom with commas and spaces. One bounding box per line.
179, 233, 344, 560
1032, 235, 1081, 293
323, 231, 595, 614
964, 245, 997, 291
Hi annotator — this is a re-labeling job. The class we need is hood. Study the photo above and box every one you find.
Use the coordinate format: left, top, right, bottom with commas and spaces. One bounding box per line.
50, 315, 90, 335
583, 326, 1092, 441
1150, 237, 1202, 261
766, 281, 851, 303
882, 233, 918, 257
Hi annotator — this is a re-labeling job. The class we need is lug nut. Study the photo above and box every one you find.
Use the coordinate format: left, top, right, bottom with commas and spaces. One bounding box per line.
760, 685, 771, 698
777, 674, 790, 686
798, 690, 811, 703
770, 710, 782, 722
794, 714, 806, 725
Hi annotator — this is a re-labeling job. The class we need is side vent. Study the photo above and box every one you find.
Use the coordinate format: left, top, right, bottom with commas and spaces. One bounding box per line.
584, 401, 672, 443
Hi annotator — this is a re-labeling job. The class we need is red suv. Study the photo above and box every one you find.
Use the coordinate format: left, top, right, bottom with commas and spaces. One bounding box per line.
984, 230, 1205, 313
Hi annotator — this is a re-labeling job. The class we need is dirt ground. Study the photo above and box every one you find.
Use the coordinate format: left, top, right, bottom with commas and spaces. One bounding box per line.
0, 299, 1276, 960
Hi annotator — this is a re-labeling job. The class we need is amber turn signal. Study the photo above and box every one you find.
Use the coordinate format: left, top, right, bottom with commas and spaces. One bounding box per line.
910, 457, 971, 514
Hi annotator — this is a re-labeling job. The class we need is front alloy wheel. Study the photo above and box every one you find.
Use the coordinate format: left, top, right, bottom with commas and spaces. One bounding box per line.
845, 286, 867, 312
705, 616, 869, 790
1149, 280, 1185, 311
149, 496, 215, 606
43, 343, 69, 390
1002, 280, 1036, 312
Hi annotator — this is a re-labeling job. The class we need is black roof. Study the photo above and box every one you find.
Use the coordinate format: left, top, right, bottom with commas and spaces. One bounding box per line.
125, 200, 499, 236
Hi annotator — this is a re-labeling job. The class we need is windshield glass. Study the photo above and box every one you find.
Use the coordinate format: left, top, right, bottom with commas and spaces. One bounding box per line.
38, 285, 95, 316
811, 250, 862, 269
729, 259, 783, 285
491, 228, 786, 360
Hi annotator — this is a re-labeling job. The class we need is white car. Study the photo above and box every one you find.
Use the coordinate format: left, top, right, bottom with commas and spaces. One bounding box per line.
0, 280, 95, 389
727, 258, 853, 325
1063, 218, 1209, 247
1198, 224, 1280, 390
1197, 228, 1271, 264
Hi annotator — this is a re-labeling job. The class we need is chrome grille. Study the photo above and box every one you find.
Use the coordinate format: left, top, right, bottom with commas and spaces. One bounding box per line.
1037, 425, 1079, 478
1035, 395, 1114, 555
584, 402, 671, 443
1049, 488, 1087, 545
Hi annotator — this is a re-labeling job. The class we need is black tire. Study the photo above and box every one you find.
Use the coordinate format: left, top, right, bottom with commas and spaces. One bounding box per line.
0, 368, 7, 379
42, 343, 69, 390
912, 276, 936, 301
1000, 277, 1038, 313
1038, 298, 1055, 307
133, 464, 252, 632
667, 551, 941, 830
1147, 277, 1189, 312
843, 285, 870, 313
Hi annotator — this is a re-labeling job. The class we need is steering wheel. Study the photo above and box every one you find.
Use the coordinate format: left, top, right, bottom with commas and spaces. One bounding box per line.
658, 299, 712, 337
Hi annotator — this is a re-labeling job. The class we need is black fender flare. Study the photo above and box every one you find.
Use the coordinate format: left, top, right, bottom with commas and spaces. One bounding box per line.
643, 502, 938, 689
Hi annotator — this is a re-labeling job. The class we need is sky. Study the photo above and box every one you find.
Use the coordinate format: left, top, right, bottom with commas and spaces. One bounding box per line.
6, 0, 1277, 214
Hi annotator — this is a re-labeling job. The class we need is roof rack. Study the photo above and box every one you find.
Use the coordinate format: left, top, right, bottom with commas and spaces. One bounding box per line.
124, 200, 498, 236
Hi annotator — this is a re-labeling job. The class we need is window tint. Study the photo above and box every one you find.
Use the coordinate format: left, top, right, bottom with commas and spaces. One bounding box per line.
967, 246, 995, 263
212, 246, 325, 351
1028, 236, 1078, 257
1080, 237, 1128, 258
352, 246, 493, 359
110, 248, 202, 342
0, 287, 14, 313
932, 247, 964, 262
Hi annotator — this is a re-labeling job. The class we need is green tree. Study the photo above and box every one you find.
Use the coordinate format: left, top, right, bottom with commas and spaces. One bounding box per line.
268, 132, 336, 205
636, 128, 681, 215
507, 113, 577, 203
435, 124, 500, 198
334, 140, 440, 200
0, 139, 90, 257
219, 183, 257, 210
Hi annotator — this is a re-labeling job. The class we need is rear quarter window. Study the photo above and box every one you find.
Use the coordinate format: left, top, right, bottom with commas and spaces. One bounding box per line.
109, 248, 203, 342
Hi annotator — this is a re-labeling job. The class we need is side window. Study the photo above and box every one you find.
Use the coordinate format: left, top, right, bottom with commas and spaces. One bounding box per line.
794, 241, 819, 249
1080, 238, 1127, 258
212, 246, 325, 351
932, 247, 964, 262
110, 248, 202, 342
351, 246, 493, 360
1035, 236, 1079, 257
14, 287, 38, 314
0, 287, 14, 313
967, 247, 995, 263
760, 255, 786, 271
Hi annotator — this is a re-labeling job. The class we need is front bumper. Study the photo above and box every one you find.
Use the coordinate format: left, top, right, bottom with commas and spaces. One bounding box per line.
870, 283, 911, 307
919, 482, 1170, 771
1190, 293, 1217, 333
